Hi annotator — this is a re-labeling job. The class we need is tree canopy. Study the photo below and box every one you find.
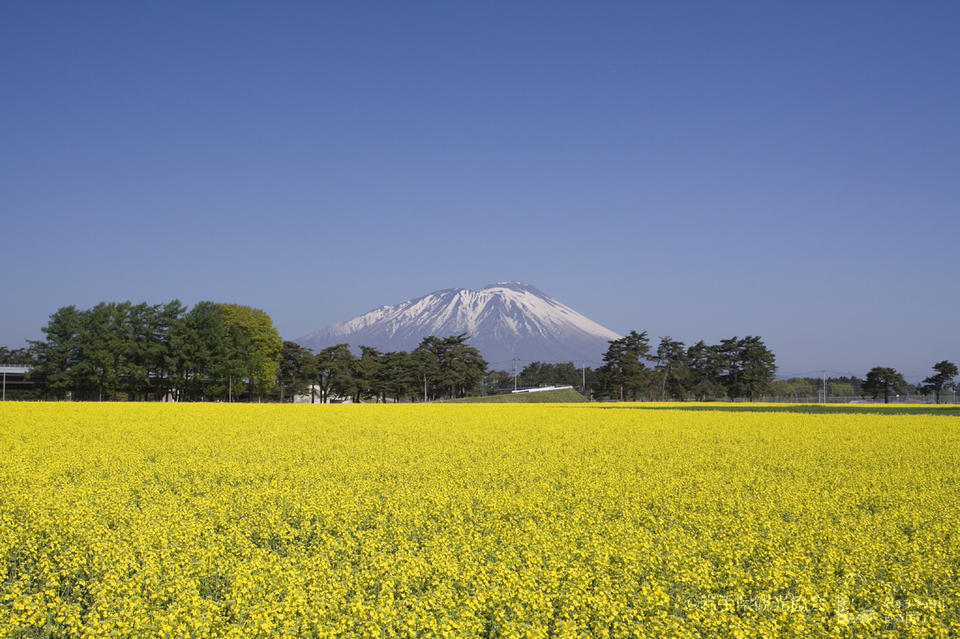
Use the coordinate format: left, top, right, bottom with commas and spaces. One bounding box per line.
29, 300, 282, 401
219, 303, 283, 399
863, 367, 907, 404
277, 341, 317, 402
15, 301, 803, 404
411, 335, 487, 401
593, 332, 776, 401
597, 331, 651, 401
921, 360, 957, 404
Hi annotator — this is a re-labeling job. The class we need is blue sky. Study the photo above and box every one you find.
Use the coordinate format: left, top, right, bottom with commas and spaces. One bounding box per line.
2, 2, 958, 381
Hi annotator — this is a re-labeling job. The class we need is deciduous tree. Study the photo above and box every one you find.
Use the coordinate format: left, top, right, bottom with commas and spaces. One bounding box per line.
218, 304, 283, 400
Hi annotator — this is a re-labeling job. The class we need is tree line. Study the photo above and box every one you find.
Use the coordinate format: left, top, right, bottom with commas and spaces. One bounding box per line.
23, 301, 282, 401
484, 338, 956, 403
766, 361, 959, 404
564, 331, 778, 401
278, 335, 487, 403
856, 363, 957, 404
480, 333, 778, 400
3, 301, 955, 403
9, 300, 488, 402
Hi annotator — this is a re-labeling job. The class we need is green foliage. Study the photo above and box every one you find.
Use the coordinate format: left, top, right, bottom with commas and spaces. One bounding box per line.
0, 347, 33, 365
717, 336, 777, 400
352, 346, 384, 403
921, 360, 958, 404
412, 335, 487, 400
768, 380, 797, 397
829, 381, 855, 397
653, 336, 688, 401
218, 304, 283, 399
518, 362, 587, 390
29, 299, 286, 402
482, 370, 515, 395
592, 333, 777, 402
597, 330, 651, 401
378, 351, 415, 403
781, 376, 863, 399
314, 344, 356, 403
71, 302, 125, 400
29, 305, 82, 399
30, 301, 186, 400
306, 337, 487, 403
863, 367, 907, 404
277, 341, 316, 402
0, 346, 38, 399
686, 341, 726, 401
26, 301, 800, 405
787, 378, 816, 396
170, 301, 233, 400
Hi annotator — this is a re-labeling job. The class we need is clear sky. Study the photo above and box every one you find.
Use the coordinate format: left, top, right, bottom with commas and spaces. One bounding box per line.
3, 2, 958, 382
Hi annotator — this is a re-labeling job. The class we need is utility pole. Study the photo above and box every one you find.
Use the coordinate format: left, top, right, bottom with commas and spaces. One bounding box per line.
2, 371, 5, 401
822, 372, 827, 404
581, 360, 586, 392
513, 358, 519, 391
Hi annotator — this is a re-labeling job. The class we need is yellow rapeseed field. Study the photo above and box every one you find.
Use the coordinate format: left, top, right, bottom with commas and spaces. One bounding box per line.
1, 402, 958, 637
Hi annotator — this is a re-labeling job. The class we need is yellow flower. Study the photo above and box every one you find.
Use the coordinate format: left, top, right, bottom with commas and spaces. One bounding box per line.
0, 401, 957, 636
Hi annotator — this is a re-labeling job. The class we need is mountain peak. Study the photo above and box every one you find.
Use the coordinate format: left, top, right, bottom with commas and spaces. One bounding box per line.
483, 281, 545, 296
297, 284, 620, 365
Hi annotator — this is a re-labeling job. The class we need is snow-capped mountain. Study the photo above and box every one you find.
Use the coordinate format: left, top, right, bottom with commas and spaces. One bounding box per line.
297, 283, 621, 366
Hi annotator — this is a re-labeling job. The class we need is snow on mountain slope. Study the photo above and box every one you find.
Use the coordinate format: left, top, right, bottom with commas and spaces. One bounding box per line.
296, 283, 621, 365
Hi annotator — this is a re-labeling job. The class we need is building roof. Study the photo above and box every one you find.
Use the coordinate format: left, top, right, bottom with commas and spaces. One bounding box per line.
0, 366, 32, 374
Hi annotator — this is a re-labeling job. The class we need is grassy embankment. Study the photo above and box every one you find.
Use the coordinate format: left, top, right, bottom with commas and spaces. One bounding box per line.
440, 388, 588, 403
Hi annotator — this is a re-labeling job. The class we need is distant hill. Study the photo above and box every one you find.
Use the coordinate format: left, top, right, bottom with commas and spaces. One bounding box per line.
297, 282, 621, 365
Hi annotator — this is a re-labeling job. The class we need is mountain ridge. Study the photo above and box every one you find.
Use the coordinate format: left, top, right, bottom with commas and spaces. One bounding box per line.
296, 283, 621, 365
